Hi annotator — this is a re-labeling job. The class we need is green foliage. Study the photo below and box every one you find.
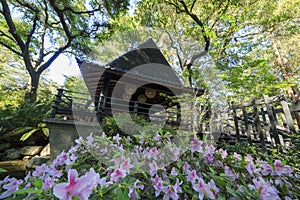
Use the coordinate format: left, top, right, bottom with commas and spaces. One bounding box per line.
0, 101, 51, 142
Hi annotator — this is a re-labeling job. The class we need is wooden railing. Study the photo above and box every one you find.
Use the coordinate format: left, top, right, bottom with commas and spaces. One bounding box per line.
50, 88, 181, 125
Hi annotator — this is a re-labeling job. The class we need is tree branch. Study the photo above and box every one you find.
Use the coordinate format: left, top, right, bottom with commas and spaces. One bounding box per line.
25, 15, 38, 48
0, 40, 22, 56
0, 0, 26, 51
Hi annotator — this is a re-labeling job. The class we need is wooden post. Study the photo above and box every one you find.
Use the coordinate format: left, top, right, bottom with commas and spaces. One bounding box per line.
263, 95, 281, 146
252, 97, 266, 151
281, 100, 296, 133
232, 102, 240, 142
242, 101, 252, 145
51, 88, 64, 118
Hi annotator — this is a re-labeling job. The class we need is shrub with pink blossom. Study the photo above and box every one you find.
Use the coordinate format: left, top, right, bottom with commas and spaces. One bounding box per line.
0, 131, 299, 199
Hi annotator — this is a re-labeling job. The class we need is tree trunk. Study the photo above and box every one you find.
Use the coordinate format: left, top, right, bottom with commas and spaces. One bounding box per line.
24, 72, 40, 103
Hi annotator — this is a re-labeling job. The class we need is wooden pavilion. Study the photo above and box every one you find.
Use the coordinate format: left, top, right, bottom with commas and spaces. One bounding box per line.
77, 39, 204, 125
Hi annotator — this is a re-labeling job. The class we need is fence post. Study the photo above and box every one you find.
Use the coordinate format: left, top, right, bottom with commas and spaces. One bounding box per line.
281, 100, 296, 133
51, 88, 64, 118
252, 97, 266, 151
242, 100, 252, 145
232, 102, 240, 142
263, 95, 281, 147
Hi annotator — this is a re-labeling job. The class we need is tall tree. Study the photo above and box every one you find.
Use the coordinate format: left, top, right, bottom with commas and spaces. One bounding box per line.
0, 0, 129, 102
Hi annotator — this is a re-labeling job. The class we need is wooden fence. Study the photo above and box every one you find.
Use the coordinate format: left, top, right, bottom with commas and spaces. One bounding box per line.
221, 94, 300, 150
50, 89, 300, 149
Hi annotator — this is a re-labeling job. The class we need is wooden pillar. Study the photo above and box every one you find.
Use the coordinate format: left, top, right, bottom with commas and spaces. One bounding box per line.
252, 97, 266, 151
263, 95, 281, 147
281, 100, 296, 133
242, 101, 252, 145
232, 102, 240, 142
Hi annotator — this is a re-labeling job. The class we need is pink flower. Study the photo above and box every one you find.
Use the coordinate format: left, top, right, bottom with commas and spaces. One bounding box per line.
128, 180, 144, 200
259, 163, 273, 176
249, 178, 280, 200
187, 170, 199, 183
110, 168, 126, 183
208, 179, 220, 198
245, 155, 254, 163
42, 177, 55, 190
151, 176, 163, 197
0, 178, 23, 199
149, 161, 158, 177
192, 178, 215, 200
274, 160, 293, 176
224, 166, 238, 181
191, 137, 203, 153
171, 167, 178, 176
204, 152, 215, 164
32, 163, 48, 177
218, 148, 227, 159
245, 162, 261, 176
120, 157, 134, 173
233, 152, 241, 161
53, 168, 99, 200
162, 185, 179, 200
205, 145, 215, 154
182, 162, 190, 174
170, 147, 180, 161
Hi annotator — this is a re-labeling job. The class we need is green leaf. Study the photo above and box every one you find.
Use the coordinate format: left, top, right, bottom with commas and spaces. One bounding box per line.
33, 178, 43, 190
20, 128, 38, 141
0, 167, 7, 173
13, 188, 40, 195
116, 187, 130, 200
226, 186, 239, 197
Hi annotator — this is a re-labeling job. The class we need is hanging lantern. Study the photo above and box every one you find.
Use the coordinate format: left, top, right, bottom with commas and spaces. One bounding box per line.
125, 84, 137, 94
137, 94, 147, 103
145, 88, 156, 98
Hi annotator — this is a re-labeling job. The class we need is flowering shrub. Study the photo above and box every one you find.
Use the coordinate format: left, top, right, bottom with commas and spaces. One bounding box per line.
0, 131, 300, 199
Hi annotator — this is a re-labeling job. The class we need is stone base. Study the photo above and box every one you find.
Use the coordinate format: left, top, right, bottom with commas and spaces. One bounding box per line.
43, 119, 99, 161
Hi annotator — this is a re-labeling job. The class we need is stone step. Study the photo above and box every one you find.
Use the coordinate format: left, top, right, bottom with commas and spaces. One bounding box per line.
0, 160, 28, 179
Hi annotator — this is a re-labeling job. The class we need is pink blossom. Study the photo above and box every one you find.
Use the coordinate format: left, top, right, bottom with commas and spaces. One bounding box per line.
32, 163, 48, 177
224, 166, 238, 181
149, 161, 158, 177
42, 177, 55, 190
249, 178, 280, 200
128, 180, 144, 200
110, 168, 126, 183
0, 178, 23, 199
162, 185, 179, 200
151, 176, 164, 197
113, 134, 121, 143
120, 157, 134, 173
187, 170, 199, 183
260, 163, 273, 176
208, 179, 220, 198
205, 145, 215, 154
274, 160, 293, 176
182, 162, 190, 174
170, 147, 180, 161
218, 148, 227, 159
204, 152, 216, 164
171, 167, 178, 176
233, 152, 241, 161
245, 162, 261, 176
192, 178, 215, 200
173, 178, 182, 194
191, 137, 203, 153
53, 168, 99, 200
245, 155, 254, 163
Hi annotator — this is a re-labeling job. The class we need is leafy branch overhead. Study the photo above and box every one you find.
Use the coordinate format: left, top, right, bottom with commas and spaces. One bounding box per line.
0, 0, 129, 101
